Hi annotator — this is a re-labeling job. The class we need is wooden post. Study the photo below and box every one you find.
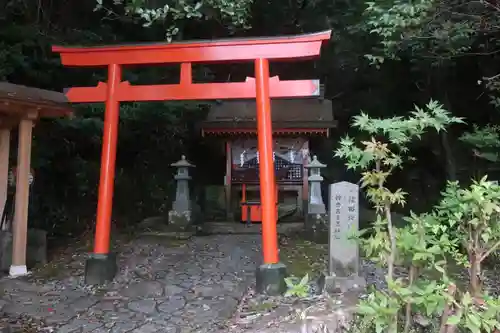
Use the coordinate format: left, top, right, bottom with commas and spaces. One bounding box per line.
225, 141, 233, 221
10, 119, 33, 277
94, 64, 121, 255
255, 58, 279, 265
0, 129, 10, 230
302, 140, 309, 216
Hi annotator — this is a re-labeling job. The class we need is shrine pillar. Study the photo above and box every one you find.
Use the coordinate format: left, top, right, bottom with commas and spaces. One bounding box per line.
254, 58, 287, 295
84, 64, 121, 285
224, 141, 233, 221
10, 119, 33, 277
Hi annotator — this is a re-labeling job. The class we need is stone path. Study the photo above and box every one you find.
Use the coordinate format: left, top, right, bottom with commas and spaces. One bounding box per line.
0, 234, 262, 333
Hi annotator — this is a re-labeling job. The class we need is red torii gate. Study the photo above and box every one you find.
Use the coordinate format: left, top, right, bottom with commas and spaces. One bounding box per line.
52, 30, 331, 294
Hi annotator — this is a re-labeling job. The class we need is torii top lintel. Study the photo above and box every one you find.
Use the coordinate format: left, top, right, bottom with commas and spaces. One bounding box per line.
52, 30, 332, 66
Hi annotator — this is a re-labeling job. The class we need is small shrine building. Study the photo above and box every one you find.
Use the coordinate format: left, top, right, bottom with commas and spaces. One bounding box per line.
201, 94, 335, 223
0, 82, 73, 277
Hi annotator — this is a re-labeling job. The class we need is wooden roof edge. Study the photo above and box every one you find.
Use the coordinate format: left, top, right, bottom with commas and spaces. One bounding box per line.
0, 98, 73, 119
210, 98, 333, 106
201, 128, 331, 137
0, 82, 73, 119
200, 120, 337, 129
0, 82, 70, 105
205, 99, 334, 122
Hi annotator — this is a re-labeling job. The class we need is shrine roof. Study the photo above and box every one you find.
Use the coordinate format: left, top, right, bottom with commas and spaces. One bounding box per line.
0, 82, 73, 129
200, 98, 335, 136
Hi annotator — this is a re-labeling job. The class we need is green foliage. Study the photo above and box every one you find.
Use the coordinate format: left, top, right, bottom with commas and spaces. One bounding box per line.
446, 292, 500, 333
335, 101, 461, 332
284, 274, 310, 298
362, 0, 489, 64
435, 177, 500, 295
335, 100, 463, 212
335, 105, 500, 333
460, 77, 500, 172
96, 0, 253, 39
460, 125, 500, 163
363, 0, 436, 64
482, 77, 500, 110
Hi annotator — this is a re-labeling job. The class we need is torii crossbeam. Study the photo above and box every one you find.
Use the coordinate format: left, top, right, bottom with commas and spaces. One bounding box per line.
52, 30, 331, 294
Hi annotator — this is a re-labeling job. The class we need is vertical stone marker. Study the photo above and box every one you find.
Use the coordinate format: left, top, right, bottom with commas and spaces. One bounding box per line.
324, 181, 365, 293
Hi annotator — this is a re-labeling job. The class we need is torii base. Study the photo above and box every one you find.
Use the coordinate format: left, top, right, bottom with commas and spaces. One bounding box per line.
255, 262, 287, 295
84, 253, 117, 285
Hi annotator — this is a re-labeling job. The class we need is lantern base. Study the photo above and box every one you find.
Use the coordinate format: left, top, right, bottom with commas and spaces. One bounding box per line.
168, 210, 192, 230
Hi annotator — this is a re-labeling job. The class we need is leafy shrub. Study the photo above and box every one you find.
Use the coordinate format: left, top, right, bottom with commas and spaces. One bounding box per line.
335, 101, 500, 333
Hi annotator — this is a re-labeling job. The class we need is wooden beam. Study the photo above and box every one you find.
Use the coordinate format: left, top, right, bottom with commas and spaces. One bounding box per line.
0, 129, 10, 230
52, 30, 332, 66
302, 140, 310, 217
0, 100, 70, 119
225, 141, 233, 221
10, 119, 33, 277
64, 78, 320, 103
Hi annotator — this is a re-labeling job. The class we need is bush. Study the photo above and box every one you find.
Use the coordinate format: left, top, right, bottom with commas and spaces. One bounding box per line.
335, 101, 500, 333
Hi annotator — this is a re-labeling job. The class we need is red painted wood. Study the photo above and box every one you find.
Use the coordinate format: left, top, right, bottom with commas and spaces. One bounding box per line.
94, 64, 121, 254
52, 31, 331, 66
64, 78, 319, 103
255, 58, 279, 264
180, 63, 192, 85
241, 204, 263, 223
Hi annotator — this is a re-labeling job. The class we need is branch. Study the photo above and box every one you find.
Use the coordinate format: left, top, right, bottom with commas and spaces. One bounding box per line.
439, 284, 457, 333
484, 73, 500, 81
480, 238, 500, 261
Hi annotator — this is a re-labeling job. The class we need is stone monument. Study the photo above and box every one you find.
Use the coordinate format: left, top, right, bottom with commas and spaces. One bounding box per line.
323, 181, 366, 293
168, 155, 195, 229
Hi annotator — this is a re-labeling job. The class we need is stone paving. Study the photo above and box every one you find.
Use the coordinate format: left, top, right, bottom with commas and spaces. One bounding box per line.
0, 234, 262, 333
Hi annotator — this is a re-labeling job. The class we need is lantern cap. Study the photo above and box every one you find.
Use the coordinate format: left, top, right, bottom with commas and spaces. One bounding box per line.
171, 155, 195, 168
305, 155, 326, 169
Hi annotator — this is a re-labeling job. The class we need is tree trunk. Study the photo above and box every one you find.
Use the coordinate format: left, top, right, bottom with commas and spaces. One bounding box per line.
469, 253, 482, 297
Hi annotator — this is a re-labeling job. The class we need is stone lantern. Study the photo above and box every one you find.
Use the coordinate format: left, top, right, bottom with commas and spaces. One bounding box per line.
305, 155, 326, 215
168, 155, 195, 228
